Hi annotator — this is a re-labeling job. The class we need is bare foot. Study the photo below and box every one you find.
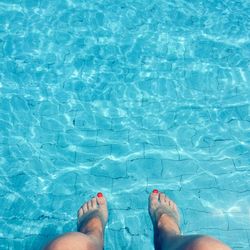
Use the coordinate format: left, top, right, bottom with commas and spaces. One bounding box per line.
77, 193, 108, 239
149, 190, 180, 236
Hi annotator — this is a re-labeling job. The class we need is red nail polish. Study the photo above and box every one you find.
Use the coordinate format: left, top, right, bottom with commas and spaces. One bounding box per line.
153, 189, 159, 194
97, 192, 103, 197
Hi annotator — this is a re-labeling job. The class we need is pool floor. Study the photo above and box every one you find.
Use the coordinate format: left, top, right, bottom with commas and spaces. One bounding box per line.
0, 0, 250, 249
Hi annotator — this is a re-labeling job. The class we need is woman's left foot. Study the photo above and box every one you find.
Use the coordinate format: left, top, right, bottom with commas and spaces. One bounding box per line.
149, 190, 180, 236
77, 193, 108, 239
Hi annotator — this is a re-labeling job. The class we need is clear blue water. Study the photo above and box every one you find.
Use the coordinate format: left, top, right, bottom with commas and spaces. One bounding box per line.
0, 0, 250, 249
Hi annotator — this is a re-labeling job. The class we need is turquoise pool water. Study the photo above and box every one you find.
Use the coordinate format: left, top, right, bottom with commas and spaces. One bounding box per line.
0, 0, 250, 249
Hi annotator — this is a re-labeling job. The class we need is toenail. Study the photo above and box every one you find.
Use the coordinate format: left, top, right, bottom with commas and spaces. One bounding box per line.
97, 192, 103, 197
153, 189, 159, 194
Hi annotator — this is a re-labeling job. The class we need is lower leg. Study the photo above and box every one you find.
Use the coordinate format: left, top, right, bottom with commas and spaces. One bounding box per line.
183, 236, 232, 250
156, 230, 231, 250
149, 190, 231, 250
45, 232, 102, 250
44, 193, 108, 250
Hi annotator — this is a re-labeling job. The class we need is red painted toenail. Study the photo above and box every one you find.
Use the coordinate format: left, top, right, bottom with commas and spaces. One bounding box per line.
97, 192, 103, 197
153, 189, 159, 194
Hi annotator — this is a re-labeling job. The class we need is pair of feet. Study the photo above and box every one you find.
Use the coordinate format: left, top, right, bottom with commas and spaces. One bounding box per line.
77, 190, 180, 244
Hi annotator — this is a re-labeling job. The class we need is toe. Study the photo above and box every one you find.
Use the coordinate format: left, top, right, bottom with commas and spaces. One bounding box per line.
149, 190, 160, 220
87, 200, 92, 209
149, 190, 159, 205
91, 197, 97, 209
173, 203, 178, 211
169, 199, 174, 208
159, 192, 166, 203
96, 194, 107, 207
78, 207, 83, 218
82, 203, 88, 213
171, 202, 178, 212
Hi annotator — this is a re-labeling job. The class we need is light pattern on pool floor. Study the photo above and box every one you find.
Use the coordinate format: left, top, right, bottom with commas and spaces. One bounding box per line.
0, 0, 250, 249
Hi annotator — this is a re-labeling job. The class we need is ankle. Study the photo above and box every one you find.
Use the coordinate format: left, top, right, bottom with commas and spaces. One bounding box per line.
157, 214, 180, 235
80, 217, 103, 233
86, 232, 104, 250
81, 224, 104, 237
84, 226, 103, 234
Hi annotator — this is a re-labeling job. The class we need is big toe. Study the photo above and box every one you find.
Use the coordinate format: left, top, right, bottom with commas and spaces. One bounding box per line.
96, 193, 108, 222
149, 190, 160, 215
96, 193, 107, 207
149, 190, 159, 205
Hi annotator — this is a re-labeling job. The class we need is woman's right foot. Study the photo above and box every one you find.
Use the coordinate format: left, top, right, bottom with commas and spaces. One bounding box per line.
77, 192, 108, 244
148, 190, 180, 236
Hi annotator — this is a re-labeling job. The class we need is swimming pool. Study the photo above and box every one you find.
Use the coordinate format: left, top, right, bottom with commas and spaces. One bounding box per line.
0, 0, 249, 249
